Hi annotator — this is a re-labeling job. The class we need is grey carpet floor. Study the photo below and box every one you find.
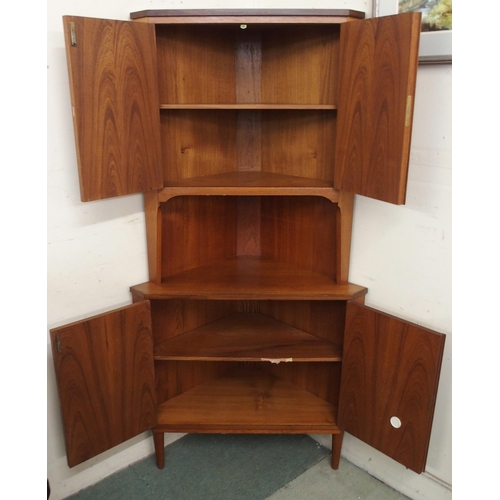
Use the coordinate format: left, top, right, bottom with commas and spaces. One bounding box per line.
67, 434, 329, 500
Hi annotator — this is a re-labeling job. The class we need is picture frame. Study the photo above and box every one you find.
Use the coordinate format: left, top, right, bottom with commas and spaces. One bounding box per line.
373, 0, 452, 64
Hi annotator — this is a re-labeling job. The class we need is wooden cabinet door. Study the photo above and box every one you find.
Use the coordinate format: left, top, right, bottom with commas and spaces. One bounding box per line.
338, 302, 445, 473
334, 13, 421, 205
63, 16, 163, 201
50, 302, 157, 467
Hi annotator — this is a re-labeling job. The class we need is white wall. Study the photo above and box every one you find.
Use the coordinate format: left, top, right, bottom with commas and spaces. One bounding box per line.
46, 1, 451, 499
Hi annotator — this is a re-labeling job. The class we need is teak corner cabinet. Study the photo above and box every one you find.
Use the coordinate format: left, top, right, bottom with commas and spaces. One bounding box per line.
50, 9, 446, 476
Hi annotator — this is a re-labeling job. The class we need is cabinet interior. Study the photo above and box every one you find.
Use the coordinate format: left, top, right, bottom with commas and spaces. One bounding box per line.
155, 24, 340, 106
160, 196, 338, 280
156, 24, 339, 186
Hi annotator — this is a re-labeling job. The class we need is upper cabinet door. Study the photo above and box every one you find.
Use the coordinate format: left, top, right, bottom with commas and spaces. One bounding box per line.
334, 13, 421, 205
63, 16, 163, 201
338, 302, 445, 473
50, 302, 157, 467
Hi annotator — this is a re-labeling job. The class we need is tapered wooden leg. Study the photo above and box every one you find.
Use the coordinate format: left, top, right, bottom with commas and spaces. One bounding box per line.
331, 432, 344, 470
153, 431, 165, 469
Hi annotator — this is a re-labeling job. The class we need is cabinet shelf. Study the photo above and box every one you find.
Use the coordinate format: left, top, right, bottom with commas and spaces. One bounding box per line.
158, 171, 339, 202
160, 104, 337, 110
155, 368, 339, 433
131, 257, 368, 300
153, 312, 343, 362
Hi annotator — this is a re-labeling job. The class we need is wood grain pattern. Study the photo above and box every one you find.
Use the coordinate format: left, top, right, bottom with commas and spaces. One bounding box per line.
155, 368, 339, 432
261, 110, 336, 182
338, 302, 445, 473
160, 110, 238, 182
161, 196, 238, 278
263, 362, 341, 406
143, 190, 162, 284
334, 13, 421, 204
50, 302, 156, 467
154, 360, 231, 405
258, 301, 346, 345
160, 110, 336, 183
160, 196, 341, 282
261, 26, 339, 105
156, 25, 236, 105
131, 258, 368, 300
149, 299, 238, 345
153, 313, 342, 361
261, 196, 337, 279
63, 16, 162, 201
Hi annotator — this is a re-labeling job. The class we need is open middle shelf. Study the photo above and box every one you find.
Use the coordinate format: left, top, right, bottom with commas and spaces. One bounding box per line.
131, 257, 367, 300
153, 312, 343, 361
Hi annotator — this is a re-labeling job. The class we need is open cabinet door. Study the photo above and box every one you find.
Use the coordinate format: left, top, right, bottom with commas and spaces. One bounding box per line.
50, 302, 157, 468
334, 13, 421, 205
63, 16, 163, 201
338, 302, 445, 473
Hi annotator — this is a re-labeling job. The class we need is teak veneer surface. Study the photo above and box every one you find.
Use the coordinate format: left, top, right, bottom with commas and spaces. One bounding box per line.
50, 302, 157, 467
131, 258, 368, 300
334, 12, 420, 204
338, 303, 445, 473
63, 16, 163, 201
155, 368, 339, 433
153, 312, 343, 361
158, 172, 339, 202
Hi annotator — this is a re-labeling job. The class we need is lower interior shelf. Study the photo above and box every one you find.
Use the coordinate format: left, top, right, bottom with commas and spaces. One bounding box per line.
155, 368, 339, 433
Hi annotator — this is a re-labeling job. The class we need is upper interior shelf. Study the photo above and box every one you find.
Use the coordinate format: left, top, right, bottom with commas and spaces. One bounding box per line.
157, 172, 340, 203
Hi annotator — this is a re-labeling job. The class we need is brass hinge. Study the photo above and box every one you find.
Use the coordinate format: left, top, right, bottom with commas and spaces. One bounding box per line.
405, 95, 412, 127
70, 22, 77, 46
55, 334, 62, 354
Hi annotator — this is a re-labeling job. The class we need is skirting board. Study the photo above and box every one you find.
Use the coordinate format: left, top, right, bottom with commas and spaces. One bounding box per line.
311, 433, 451, 500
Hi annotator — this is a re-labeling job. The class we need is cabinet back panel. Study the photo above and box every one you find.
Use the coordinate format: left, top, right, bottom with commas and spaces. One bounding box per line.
161, 110, 336, 182
161, 110, 239, 181
261, 197, 337, 279
258, 301, 345, 346
262, 362, 341, 405
161, 197, 238, 277
155, 360, 232, 405
261, 111, 336, 181
155, 361, 340, 407
155, 25, 340, 105
150, 299, 239, 345
156, 25, 237, 104
261, 25, 339, 105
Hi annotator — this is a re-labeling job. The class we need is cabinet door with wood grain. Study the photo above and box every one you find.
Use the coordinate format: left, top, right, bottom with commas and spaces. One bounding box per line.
63, 16, 163, 201
338, 302, 445, 473
334, 13, 421, 205
50, 302, 157, 467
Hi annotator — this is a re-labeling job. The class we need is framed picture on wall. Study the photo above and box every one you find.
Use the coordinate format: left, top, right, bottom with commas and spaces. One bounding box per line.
373, 0, 452, 63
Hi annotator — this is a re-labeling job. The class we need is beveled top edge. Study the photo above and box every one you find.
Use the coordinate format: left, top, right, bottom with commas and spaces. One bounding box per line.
130, 9, 365, 20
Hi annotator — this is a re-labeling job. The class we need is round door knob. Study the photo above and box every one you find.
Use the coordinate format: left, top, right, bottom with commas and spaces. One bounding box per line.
390, 416, 402, 428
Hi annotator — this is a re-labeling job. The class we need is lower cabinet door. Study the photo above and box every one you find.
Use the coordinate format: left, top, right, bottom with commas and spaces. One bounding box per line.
338, 302, 445, 473
50, 301, 157, 467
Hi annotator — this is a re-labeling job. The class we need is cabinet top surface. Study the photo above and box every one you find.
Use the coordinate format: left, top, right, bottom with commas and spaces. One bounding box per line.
130, 9, 365, 21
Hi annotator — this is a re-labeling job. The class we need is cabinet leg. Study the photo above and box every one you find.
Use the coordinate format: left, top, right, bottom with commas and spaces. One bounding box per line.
331, 432, 343, 470
153, 431, 165, 469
